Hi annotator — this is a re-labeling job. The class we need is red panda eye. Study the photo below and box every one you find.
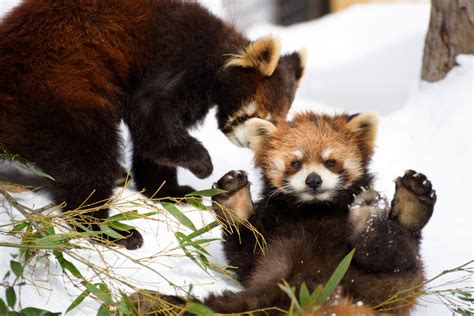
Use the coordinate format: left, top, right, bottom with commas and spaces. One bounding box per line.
324, 159, 336, 168
291, 160, 302, 170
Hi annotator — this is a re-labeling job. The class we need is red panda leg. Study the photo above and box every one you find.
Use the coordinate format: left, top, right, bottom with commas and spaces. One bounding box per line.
125, 84, 213, 197
211, 170, 262, 282
48, 145, 143, 249
348, 188, 421, 273
132, 154, 195, 199
9, 110, 144, 250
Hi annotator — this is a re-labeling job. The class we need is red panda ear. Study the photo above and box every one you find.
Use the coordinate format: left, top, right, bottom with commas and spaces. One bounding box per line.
284, 49, 307, 81
225, 36, 281, 76
346, 112, 378, 151
246, 118, 278, 152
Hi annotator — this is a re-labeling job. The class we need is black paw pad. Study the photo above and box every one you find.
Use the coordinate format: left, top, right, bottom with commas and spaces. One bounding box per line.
213, 170, 249, 193
399, 170, 436, 200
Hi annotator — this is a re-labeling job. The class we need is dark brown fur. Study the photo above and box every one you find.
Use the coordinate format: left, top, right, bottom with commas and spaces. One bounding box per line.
0, 0, 304, 249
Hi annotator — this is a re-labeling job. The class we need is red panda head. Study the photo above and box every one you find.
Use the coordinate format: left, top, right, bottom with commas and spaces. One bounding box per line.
244, 112, 378, 203
221, 36, 306, 147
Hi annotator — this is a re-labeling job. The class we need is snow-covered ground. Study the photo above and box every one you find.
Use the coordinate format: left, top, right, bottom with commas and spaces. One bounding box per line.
1, 1, 472, 315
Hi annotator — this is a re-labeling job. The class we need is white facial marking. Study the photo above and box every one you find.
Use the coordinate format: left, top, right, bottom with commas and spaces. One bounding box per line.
292, 149, 304, 160
344, 158, 363, 182
321, 148, 333, 160
226, 124, 250, 148
225, 100, 257, 130
288, 163, 341, 202
273, 158, 285, 172
267, 157, 286, 186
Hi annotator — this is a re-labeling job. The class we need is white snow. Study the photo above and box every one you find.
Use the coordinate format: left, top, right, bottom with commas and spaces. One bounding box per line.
1, 2, 472, 315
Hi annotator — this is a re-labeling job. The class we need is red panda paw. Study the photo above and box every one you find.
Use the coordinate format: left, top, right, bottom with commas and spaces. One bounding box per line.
211, 170, 253, 221
212, 170, 250, 193
391, 170, 436, 232
398, 170, 436, 199
112, 228, 144, 250
348, 188, 389, 235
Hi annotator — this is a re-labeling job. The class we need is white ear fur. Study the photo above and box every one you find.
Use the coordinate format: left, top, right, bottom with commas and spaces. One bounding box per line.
297, 48, 308, 70
246, 118, 278, 152
346, 112, 378, 148
225, 36, 281, 76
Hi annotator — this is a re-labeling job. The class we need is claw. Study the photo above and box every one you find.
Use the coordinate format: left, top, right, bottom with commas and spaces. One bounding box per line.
353, 194, 357, 199
413, 173, 421, 178
360, 186, 366, 192
422, 180, 428, 186
430, 190, 436, 199
212, 183, 217, 189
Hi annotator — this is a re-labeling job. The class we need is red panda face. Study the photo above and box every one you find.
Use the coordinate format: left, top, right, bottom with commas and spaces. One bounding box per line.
245, 112, 377, 203
223, 36, 306, 148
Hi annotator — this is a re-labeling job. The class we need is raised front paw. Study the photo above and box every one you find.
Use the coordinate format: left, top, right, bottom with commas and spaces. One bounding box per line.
391, 170, 436, 232
211, 170, 253, 221
349, 187, 389, 235
398, 170, 436, 198
213, 170, 250, 194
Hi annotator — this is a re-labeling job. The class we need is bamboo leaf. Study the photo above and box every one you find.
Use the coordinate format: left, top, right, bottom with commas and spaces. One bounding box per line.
107, 211, 142, 222
33, 234, 74, 247
13, 160, 55, 181
186, 188, 226, 197
6, 286, 16, 308
107, 221, 135, 232
86, 283, 114, 305
54, 252, 83, 278
307, 284, 323, 310
278, 282, 302, 312
186, 302, 215, 315
161, 202, 196, 231
10, 260, 23, 278
0, 298, 7, 315
9, 221, 29, 234
117, 292, 136, 316
66, 288, 90, 313
318, 249, 355, 304
181, 221, 219, 242
186, 198, 205, 209
97, 303, 110, 316
99, 224, 124, 239
18, 307, 61, 315
179, 238, 221, 249
299, 283, 310, 308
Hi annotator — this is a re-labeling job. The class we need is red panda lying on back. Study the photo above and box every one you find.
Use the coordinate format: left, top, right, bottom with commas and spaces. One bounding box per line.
0, 0, 305, 249
132, 112, 436, 315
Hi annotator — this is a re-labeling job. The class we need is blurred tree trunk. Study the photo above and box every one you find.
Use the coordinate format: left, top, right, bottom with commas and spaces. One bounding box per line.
421, 0, 474, 82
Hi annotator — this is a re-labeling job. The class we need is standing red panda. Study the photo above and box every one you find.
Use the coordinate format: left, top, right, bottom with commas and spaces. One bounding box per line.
0, 0, 305, 249
132, 112, 436, 315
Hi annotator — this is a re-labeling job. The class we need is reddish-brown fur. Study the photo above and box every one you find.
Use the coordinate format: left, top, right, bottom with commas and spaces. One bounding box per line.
0, 0, 304, 249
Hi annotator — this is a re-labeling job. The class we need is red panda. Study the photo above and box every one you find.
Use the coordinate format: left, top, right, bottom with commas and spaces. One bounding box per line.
0, 0, 305, 249
132, 112, 436, 315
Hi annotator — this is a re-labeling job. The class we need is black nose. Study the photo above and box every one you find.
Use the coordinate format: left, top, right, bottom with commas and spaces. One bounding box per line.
305, 172, 322, 189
